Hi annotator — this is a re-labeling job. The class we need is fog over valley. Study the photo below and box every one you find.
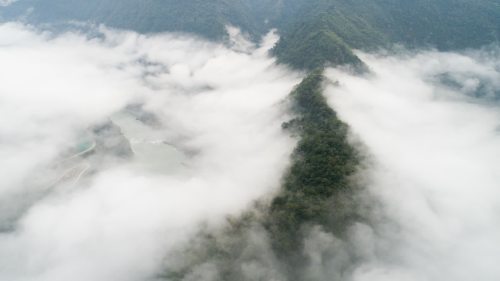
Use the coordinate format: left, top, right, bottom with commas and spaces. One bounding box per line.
325, 51, 500, 280
0, 23, 299, 281
0, 1, 499, 280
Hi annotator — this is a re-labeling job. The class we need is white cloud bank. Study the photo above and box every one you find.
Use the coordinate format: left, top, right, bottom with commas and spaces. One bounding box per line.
325, 50, 500, 281
0, 23, 299, 281
0, 0, 17, 7
4, 19, 499, 281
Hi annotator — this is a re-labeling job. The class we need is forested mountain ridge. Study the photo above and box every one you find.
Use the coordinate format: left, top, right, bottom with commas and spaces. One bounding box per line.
1, 1, 499, 280
163, 70, 366, 281
1, 0, 499, 69
0, 0, 275, 39
271, 0, 500, 69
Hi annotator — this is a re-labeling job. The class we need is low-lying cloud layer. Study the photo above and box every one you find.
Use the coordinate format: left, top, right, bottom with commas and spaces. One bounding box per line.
325, 49, 500, 281
3, 19, 500, 281
0, 23, 299, 281
0, 0, 17, 7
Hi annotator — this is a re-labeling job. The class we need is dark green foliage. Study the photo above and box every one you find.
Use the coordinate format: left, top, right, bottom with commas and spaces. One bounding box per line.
271, 0, 500, 69
0, 0, 273, 40
162, 71, 364, 280
2, 0, 497, 277
272, 19, 366, 70
2, 0, 499, 69
161, 209, 284, 281
266, 70, 361, 258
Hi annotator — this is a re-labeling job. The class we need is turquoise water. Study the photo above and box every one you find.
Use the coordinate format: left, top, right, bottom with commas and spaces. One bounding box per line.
111, 112, 188, 175
76, 140, 93, 153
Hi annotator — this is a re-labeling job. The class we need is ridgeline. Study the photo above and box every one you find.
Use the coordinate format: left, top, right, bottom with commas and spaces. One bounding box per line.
2, 0, 499, 70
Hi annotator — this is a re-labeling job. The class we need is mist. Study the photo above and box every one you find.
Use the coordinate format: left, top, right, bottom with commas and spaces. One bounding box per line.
324, 49, 500, 281
0, 23, 300, 281
0, 0, 16, 7
2, 17, 500, 281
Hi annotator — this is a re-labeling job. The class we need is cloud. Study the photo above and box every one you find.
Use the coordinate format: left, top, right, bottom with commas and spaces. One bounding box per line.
4, 19, 498, 281
0, 0, 17, 7
324, 49, 500, 281
0, 23, 300, 281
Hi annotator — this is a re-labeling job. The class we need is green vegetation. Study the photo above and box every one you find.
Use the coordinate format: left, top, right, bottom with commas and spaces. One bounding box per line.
272, 19, 366, 70
3, 0, 499, 69
266, 70, 361, 260
163, 70, 364, 280
271, 1, 388, 69
3, 0, 498, 277
0, 0, 272, 40
271, 0, 500, 69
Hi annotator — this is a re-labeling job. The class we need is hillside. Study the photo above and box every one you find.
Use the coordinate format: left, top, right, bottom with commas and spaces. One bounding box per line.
272, 0, 500, 69
1, 1, 499, 281
163, 71, 365, 281
0, 0, 271, 39
1, 0, 499, 69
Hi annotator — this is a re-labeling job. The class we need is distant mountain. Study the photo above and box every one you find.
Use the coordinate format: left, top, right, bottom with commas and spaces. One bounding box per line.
2, 0, 499, 69
272, 0, 500, 69
0, 0, 272, 39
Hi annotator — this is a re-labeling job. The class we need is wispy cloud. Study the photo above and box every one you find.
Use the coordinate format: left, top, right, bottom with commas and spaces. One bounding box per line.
0, 0, 17, 7
0, 23, 299, 281
324, 49, 500, 281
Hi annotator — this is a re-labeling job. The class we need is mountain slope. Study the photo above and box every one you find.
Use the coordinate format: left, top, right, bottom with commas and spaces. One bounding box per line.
163, 71, 365, 281
0, 0, 271, 39
1, 0, 499, 69
271, 0, 500, 69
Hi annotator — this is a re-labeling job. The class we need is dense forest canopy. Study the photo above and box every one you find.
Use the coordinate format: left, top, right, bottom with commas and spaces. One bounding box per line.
1, 1, 499, 281
1, 0, 499, 69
